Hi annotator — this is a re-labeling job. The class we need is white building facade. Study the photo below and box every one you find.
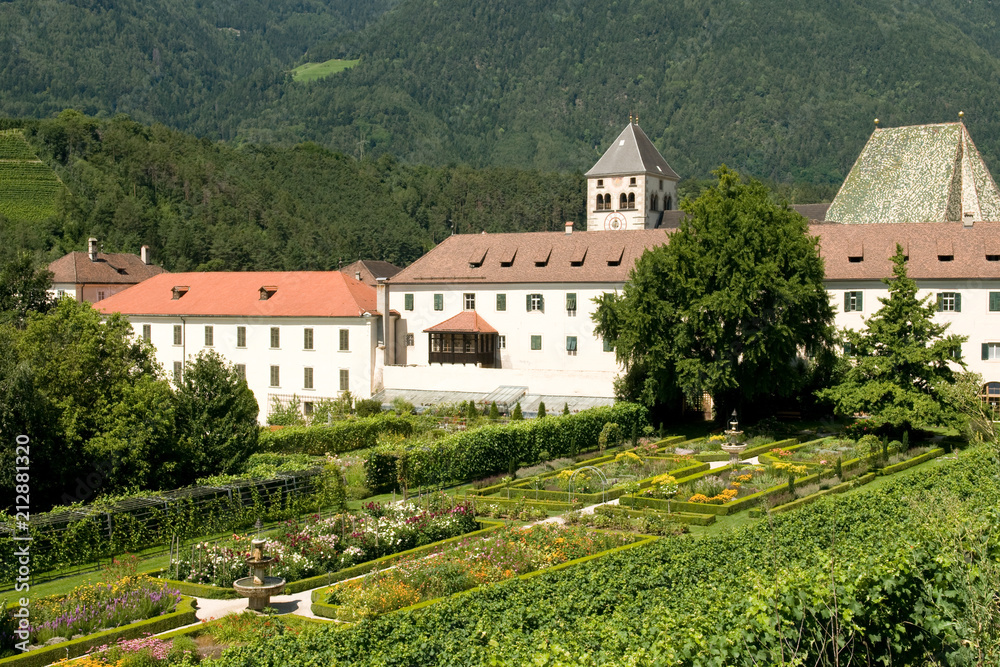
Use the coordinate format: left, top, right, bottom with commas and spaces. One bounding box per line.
96, 272, 380, 422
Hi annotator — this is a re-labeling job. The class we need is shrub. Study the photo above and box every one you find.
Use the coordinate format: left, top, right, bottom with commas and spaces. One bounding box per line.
259, 414, 414, 455
537, 401, 547, 418
512, 403, 523, 420
355, 399, 383, 418
364, 403, 648, 492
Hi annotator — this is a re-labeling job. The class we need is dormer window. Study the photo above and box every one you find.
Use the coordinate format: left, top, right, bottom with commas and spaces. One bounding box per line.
987, 255, 1000, 262
468, 247, 487, 268
259, 285, 277, 300
171, 286, 189, 300
499, 248, 516, 267
937, 239, 954, 262
569, 247, 587, 267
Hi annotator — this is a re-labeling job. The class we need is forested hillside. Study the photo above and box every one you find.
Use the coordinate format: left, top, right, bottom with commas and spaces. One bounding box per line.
3, 0, 1000, 184
0, 113, 584, 270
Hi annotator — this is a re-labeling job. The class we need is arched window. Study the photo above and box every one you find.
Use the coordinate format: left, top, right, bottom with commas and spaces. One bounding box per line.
651, 194, 659, 211
981, 382, 1000, 418
596, 195, 604, 211
619, 193, 628, 209
665, 195, 672, 211
627, 193, 635, 209
604, 193, 611, 208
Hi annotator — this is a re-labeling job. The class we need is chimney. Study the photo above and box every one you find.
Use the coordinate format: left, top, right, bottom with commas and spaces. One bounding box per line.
88, 237, 98, 261
140, 245, 151, 265
564, 221, 574, 235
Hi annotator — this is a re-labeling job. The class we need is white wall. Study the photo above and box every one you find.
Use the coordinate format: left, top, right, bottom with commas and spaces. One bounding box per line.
586, 173, 678, 231
50, 283, 132, 303
828, 278, 1000, 385
389, 283, 621, 374
123, 315, 377, 423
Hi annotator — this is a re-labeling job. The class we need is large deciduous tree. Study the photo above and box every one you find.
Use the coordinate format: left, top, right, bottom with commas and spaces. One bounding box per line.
0, 253, 53, 329
593, 166, 835, 420
818, 246, 966, 433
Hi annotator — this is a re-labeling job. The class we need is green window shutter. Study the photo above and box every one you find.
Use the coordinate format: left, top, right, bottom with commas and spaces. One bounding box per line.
526, 294, 532, 311
955, 293, 961, 312
404, 294, 413, 311
539, 295, 544, 312
531, 335, 542, 350
496, 293, 506, 311
937, 293, 943, 311
603, 338, 613, 352
566, 293, 577, 311
843, 292, 849, 312
856, 292, 862, 311
434, 294, 443, 311
984, 343, 990, 360
566, 336, 577, 351
991, 292, 1000, 312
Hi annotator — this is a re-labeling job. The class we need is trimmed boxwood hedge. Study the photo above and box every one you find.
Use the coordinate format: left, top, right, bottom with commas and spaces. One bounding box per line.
311, 532, 659, 621
0, 597, 197, 667
259, 414, 415, 455
365, 403, 649, 492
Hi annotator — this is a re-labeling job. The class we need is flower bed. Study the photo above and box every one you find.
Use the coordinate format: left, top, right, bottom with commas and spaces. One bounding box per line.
486, 456, 709, 505
317, 525, 640, 621
0, 596, 195, 667
14, 576, 182, 652
160, 500, 478, 590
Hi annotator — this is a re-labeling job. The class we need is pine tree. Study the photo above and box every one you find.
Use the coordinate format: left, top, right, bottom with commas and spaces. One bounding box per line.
537, 401, 547, 418
818, 245, 966, 433
512, 402, 523, 420
562, 402, 570, 416
489, 401, 500, 421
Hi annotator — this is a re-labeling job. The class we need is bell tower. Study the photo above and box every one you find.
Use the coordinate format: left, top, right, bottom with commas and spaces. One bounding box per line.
585, 118, 679, 231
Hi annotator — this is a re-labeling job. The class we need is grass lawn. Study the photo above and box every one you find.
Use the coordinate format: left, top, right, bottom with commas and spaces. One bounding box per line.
291, 59, 359, 82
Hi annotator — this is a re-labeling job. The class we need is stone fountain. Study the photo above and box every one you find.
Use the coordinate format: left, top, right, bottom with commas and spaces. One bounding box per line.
720, 410, 747, 468
233, 538, 286, 611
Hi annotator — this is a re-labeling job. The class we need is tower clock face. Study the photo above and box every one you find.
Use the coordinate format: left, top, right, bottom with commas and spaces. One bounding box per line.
603, 212, 627, 231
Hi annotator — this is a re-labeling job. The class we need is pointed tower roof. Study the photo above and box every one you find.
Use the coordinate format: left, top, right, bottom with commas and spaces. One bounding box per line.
825, 122, 1000, 224
586, 122, 679, 180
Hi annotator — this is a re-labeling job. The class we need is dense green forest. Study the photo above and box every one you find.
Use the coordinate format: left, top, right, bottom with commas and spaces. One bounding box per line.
0, 112, 585, 270
2, 0, 1000, 185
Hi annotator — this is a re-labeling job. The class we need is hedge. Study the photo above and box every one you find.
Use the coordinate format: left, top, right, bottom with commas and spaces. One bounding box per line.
365, 403, 649, 492
259, 414, 416, 455
596, 504, 718, 526
0, 597, 197, 667
311, 531, 659, 621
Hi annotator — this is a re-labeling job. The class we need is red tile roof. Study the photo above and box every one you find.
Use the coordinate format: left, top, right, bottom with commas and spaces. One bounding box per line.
811, 221, 1000, 280
49, 252, 167, 285
94, 272, 376, 317
423, 311, 498, 333
389, 230, 670, 284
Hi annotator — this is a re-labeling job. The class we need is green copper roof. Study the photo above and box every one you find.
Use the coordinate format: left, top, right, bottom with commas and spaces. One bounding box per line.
825, 122, 1000, 224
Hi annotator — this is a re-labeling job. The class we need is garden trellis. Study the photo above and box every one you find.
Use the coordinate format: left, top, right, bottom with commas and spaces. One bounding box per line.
0, 468, 325, 585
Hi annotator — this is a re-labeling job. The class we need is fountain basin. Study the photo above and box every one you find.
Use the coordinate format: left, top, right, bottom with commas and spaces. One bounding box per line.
233, 576, 286, 611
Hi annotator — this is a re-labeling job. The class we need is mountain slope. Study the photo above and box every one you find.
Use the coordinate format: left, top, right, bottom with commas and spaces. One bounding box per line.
245, 0, 1000, 182
2, 0, 1000, 184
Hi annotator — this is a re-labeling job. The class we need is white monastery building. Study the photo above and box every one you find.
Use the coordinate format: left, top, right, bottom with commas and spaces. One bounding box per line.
95, 272, 380, 422
93, 118, 1000, 418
